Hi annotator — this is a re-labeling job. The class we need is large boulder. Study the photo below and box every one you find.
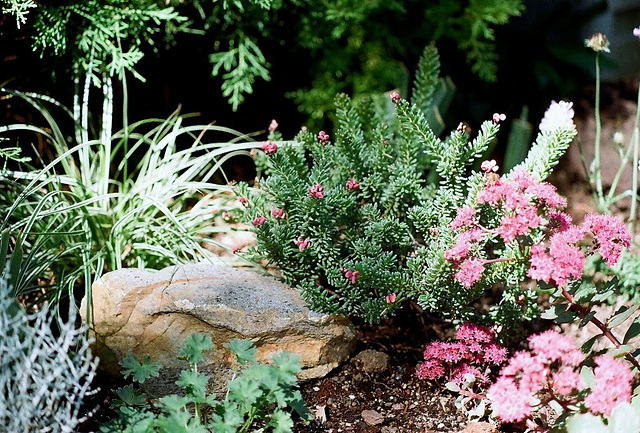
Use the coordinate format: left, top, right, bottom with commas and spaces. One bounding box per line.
81, 263, 356, 395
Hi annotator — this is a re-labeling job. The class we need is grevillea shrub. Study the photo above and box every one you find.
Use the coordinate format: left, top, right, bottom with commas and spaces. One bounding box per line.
238, 46, 578, 329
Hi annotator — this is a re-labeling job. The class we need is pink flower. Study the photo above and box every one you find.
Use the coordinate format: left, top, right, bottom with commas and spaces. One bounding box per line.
487, 376, 533, 423
552, 367, 582, 396
492, 113, 506, 124
238, 196, 248, 207
252, 216, 266, 227
444, 228, 484, 261
261, 140, 278, 156
481, 159, 499, 173
342, 269, 360, 284
584, 355, 633, 416
525, 181, 567, 208
527, 244, 555, 282
294, 236, 310, 251
539, 100, 575, 132
390, 91, 401, 103
496, 206, 540, 243
450, 206, 477, 230
308, 184, 324, 198
271, 208, 286, 219
528, 330, 582, 366
269, 119, 278, 132
455, 257, 485, 288
483, 343, 508, 365
456, 322, 495, 345
582, 213, 631, 265
346, 178, 360, 190
385, 293, 397, 303
221, 211, 232, 222
547, 210, 573, 234
416, 359, 445, 380
317, 130, 330, 145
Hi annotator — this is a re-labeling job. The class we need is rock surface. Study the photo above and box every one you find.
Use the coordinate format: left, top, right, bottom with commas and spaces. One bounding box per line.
81, 263, 356, 395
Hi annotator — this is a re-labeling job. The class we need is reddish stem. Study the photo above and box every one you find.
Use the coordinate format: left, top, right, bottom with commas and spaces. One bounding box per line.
560, 287, 640, 370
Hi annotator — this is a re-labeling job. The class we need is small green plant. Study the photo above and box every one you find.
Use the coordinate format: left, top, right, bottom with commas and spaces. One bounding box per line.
238, 46, 576, 330
100, 333, 310, 433
0, 264, 98, 432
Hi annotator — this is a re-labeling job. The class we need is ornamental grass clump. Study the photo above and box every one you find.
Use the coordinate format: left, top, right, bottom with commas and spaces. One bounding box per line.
238, 45, 577, 329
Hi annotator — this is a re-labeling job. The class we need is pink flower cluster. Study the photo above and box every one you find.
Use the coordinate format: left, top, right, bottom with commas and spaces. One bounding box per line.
346, 178, 360, 190
416, 322, 507, 385
317, 131, 330, 145
445, 168, 630, 289
308, 184, 324, 198
261, 140, 278, 156
341, 268, 360, 284
487, 330, 632, 423
294, 236, 310, 251
528, 213, 630, 286
271, 208, 286, 219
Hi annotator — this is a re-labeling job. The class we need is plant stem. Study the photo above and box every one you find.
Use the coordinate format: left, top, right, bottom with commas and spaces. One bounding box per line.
594, 52, 605, 207
560, 287, 640, 370
628, 83, 640, 228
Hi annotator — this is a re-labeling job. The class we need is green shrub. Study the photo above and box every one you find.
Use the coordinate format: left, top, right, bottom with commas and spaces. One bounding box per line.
238, 46, 575, 330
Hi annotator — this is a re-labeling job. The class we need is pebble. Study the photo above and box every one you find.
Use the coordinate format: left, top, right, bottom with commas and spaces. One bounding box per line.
361, 409, 385, 426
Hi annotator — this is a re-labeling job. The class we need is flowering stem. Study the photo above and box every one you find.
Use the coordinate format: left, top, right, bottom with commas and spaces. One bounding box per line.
594, 52, 605, 207
560, 287, 640, 370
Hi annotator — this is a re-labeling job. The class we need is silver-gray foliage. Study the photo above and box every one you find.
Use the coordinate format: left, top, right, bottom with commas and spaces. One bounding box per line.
0, 273, 98, 432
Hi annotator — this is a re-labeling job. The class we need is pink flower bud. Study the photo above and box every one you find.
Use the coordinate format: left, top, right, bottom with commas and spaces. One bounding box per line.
308, 184, 324, 198
342, 268, 360, 284
481, 160, 499, 173
385, 293, 397, 303
294, 236, 310, 251
492, 113, 506, 124
390, 91, 401, 103
238, 196, 248, 207
221, 211, 232, 222
269, 119, 278, 132
317, 130, 330, 145
271, 208, 286, 219
252, 216, 266, 227
261, 140, 278, 156
346, 178, 360, 190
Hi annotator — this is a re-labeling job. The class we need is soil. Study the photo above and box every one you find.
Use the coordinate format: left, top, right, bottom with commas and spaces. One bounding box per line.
78, 310, 520, 433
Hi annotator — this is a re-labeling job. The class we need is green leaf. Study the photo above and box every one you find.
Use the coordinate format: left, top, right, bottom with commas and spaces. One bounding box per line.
580, 365, 596, 389
269, 408, 294, 433
114, 384, 148, 406
175, 369, 209, 401
579, 311, 597, 328
608, 304, 640, 328
540, 303, 568, 320
226, 338, 257, 365
623, 316, 640, 344
178, 333, 213, 365
158, 394, 191, 412
609, 402, 640, 433
554, 311, 578, 324
565, 413, 608, 433
581, 335, 599, 353
119, 353, 162, 383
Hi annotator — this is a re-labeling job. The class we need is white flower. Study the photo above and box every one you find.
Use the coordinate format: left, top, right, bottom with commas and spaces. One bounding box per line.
539, 100, 575, 132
